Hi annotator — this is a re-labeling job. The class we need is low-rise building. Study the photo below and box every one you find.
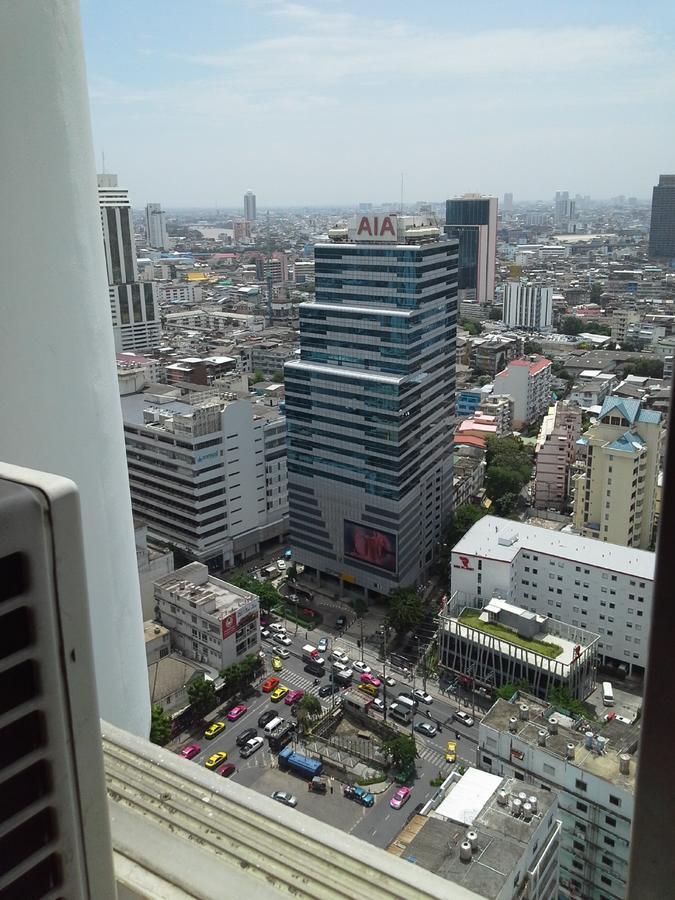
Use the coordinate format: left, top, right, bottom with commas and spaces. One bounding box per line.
135, 521, 174, 620
478, 394, 513, 435
493, 356, 552, 430
455, 412, 500, 450
155, 563, 260, 670
147, 653, 206, 714
156, 282, 204, 305
470, 333, 524, 376
144, 621, 171, 666
479, 695, 638, 900
533, 402, 582, 511
567, 370, 616, 410
389, 767, 561, 900
452, 445, 487, 509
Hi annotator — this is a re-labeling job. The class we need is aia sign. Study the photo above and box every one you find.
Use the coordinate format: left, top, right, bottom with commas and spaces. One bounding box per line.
355, 215, 397, 241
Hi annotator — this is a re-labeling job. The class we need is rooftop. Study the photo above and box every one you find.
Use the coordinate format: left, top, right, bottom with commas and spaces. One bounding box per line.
154, 562, 258, 621
452, 515, 655, 580
147, 653, 204, 706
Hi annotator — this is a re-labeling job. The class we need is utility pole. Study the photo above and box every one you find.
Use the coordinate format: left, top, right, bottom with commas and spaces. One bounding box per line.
382, 627, 388, 724
420, 637, 427, 694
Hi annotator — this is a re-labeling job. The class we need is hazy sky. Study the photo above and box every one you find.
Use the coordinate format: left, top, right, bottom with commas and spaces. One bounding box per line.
82, 0, 675, 208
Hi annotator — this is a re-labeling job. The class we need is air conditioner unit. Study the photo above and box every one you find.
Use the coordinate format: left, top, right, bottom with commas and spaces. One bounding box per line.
0, 462, 115, 898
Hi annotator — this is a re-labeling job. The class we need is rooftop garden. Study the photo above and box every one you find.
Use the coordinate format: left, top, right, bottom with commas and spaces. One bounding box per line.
459, 609, 564, 659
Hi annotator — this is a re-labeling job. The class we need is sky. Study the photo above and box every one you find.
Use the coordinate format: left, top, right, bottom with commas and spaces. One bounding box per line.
81, 0, 675, 208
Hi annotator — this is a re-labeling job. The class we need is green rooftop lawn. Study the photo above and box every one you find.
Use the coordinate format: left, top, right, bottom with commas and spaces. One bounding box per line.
459, 609, 564, 659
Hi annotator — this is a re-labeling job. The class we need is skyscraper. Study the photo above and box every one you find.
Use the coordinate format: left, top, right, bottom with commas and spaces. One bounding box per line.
648, 175, 675, 262
503, 280, 553, 331
445, 194, 497, 305
244, 189, 256, 222
503, 192, 513, 212
97, 174, 160, 352
554, 190, 576, 233
284, 214, 457, 598
145, 201, 169, 250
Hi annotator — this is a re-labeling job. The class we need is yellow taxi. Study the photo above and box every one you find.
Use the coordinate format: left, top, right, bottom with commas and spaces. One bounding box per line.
272, 657, 283, 672
270, 685, 289, 702
204, 721, 226, 740
445, 741, 457, 763
205, 751, 228, 769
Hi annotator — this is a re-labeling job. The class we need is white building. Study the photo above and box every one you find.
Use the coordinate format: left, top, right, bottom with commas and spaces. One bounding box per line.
479, 695, 637, 900
493, 355, 552, 429
145, 202, 169, 250
450, 516, 654, 676
122, 386, 288, 570
155, 563, 260, 670
156, 282, 203, 305
134, 521, 174, 620
244, 190, 256, 222
503, 281, 553, 332
97, 174, 161, 352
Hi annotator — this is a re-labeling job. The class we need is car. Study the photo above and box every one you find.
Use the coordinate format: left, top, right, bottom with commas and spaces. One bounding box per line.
270, 623, 286, 634
352, 661, 371, 674
454, 711, 475, 727
240, 736, 264, 758
261, 628, 271, 640
285, 689, 304, 705
204, 721, 226, 740
414, 721, 438, 738
360, 673, 381, 688
318, 684, 340, 698
616, 714, 634, 725
413, 689, 433, 705
227, 705, 248, 721
273, 646, 290, 659
236, 728, 258, 748
262, 676, 280, 693
271, 685, 289, 702
205, 751, 228, 769
180, 744, 201, 760
397, 693, 419, 708
445, 741, 457, 763
334, 667, 353, 682
271, 791, 298, 808
278, 635, 293, 646
302, 608, 316, 619
277, 559, 287, 571
384, 676, 397, 688
332, 649, 349, 665
343, 785, 374, 807
258, 709, 278, 728
390, 786, 411, 810
272, 657, 283, 672
371, 698, 385, 711
317, 637, 328, 653
217, 763, 236, 778
335, 616, 347, 628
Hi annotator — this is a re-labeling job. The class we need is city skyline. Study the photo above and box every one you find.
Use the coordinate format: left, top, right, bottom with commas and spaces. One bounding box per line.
82, 0, 675, 206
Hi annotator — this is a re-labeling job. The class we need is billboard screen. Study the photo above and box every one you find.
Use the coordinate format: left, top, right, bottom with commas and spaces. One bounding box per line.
344, 520, 397, 573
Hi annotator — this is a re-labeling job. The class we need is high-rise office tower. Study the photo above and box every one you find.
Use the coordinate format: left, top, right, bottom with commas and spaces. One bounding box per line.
244, 189, 257, 222
97, 174, 160, 352
285, 214, 457, 598
445, 194, 497, 305
503, 192, 514, 213
648, 175, 675, 262
145, 201, 169, 250
554, 190, 576, 233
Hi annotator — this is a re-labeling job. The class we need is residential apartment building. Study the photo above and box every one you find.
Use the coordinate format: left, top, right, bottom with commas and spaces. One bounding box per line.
610, 307, 640, 345
285, 214, 457, 598
452, 445, 486, 509
568, 371, 616, 411
470, 333, 524, 376
478, 394, 513, 435
493, 355, 552, 429
503, 281, 553, 332
450, 516, 654, 676
155, 563, 260, 670
479, 695, 638, 900
445, 194, 498, 304
533, 402, 582, 511
121, 385, 288, 570
242, 340, 298, 377
572, 397, 662, 550
145, 202, 169, 250
156, 282, 203, 305
97, 174, 161, 352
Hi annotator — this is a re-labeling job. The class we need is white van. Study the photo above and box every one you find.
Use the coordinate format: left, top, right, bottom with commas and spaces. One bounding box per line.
264, 716, 284, 735
602, 682, 614, 707
396, 695, 416, 711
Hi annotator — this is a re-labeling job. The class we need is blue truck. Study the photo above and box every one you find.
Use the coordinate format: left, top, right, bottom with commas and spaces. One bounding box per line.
278, 746, 323, 779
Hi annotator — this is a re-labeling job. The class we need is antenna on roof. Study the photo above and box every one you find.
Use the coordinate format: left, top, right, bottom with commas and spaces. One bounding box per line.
400, 171, 404, 215
101, 149, 105, 174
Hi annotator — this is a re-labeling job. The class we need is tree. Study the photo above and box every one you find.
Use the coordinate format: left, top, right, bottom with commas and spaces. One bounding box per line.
286, 563, 298, 581
187, 677, 217, 717
251, 369, 265, 384
446, 504, 488, 549
387, 588, 425, 635
622, 357, 664, 379
150, 705, 171, 746
590, 282, 603, 302
381, 733, 418, 772
460, 319, 483, 336
561, 316, 584, 336
524, 340, 543, 355
353, 596, 368, 617
493, 491, 519, 516
229, 572, 281, 612
488, 307, 502, 321
296, 693, 322, 732
485, 435, 534, 482
271, 371, 284, 383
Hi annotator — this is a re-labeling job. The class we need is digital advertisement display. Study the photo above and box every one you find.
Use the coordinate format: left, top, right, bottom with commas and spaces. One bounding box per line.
344, 520, 397, 573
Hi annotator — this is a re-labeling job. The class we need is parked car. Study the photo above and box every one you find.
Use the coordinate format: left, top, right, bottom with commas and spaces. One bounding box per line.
302, 608, 316, 619
352, 661, 371, 674
270, 623, 286, 634
262, 677, 280, 693
414, 721, 437, 738
180, 744, 201, 760
308, 777, 327, 794
240, 736, 264, 758
332, 649, 349, 665
317, 637, 328, 653
445, 741, 457, 763
454, 711, 475, 727
277, 559, 287, 571
390, 786, 411, 810
272, 657, 283, 672
227, 705, 247, 721
236, 728, 258, 748
258, 710, 278, 728
205, 751, 228, 769
278, 635, 293, 646
335, 616, 346, 628
217, 763, 236, 778
360, 673, 381, 687
271, 685, 289, 702
271, 791, 298, 808
204, 721, 226, 740
285, 689, 305, 706
413, 689, 433, 705
371, 698, 385, 711
343, 785, 374, 807
261, 628, 271, 640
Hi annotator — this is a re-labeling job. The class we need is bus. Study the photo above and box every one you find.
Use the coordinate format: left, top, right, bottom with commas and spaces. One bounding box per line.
602, 682, 615, 707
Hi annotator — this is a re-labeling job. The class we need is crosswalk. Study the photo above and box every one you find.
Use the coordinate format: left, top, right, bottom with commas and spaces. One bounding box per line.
417, 743, 449, 769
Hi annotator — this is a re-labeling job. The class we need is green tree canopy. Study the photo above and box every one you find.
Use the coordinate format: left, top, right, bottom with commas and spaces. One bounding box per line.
524, 340, 543, 355
187, 677, 217, 717
387, 588, 425, 635
460, 319, 483, 336
447, 504, 488, 549
150, 705, 171, 746
381, 733, 418, 772
561, 316, 584, 335
488, 307, 502, 321
485, 435, 534, 482
622, 357, 664, 379
229, 572, 280, 612
296, 692, 323, 732
251, 369, 265, 384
